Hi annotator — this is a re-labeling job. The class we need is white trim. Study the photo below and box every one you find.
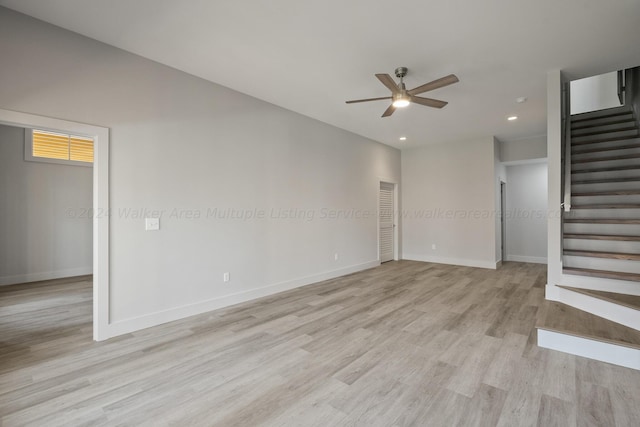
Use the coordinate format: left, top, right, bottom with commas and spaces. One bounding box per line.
537, 328, 640, 370
502, 158, 548, 166
402, 254, 498, 270
0, 267, 93, 286
554, 286, 640, 331
0, 108, 109, 342
506, 255, 548, 264
102, 260, 380, 339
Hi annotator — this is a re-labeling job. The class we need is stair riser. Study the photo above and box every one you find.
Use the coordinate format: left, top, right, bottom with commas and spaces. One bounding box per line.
572, 180, 640, 191
563, 255, 640, 274
571, 106, 632, 122
564, 223, 640, 236
572, 129, 639, 143
556, 275, 640, 294
571, 195, 640, 206
572, 169, 640, 180
538, 329, 640, 370
566, 208, 640, 219
572, 115, 635, 130
572, 137, 640, 153
572, 158, 640, 170
563, 239, 640, 254
572, 146, 640, 161
572, 121, 637, 136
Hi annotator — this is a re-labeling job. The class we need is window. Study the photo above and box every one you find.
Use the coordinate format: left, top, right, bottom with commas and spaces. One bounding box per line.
25, 129, 93, 166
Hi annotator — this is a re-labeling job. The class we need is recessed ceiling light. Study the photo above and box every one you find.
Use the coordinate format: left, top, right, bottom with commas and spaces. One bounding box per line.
399, 136, 407, 141
516, 97, 527, 104
507, 116, 518, 121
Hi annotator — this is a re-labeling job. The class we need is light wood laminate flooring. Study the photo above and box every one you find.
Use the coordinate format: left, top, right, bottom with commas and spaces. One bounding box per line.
1, 261, 639, 426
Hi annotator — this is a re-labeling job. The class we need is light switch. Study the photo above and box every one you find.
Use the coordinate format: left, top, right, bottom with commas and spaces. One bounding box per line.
145, 217, 160, 231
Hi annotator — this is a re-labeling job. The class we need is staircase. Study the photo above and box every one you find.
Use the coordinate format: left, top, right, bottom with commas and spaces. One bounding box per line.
538, 105, 640, 370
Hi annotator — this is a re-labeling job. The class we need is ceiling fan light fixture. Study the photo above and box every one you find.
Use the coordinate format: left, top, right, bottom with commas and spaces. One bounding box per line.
392, 94, 410, 108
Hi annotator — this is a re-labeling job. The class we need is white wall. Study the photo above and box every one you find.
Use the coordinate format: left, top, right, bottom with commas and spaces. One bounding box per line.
505, 163, 548, 264
570, 71, 622, 115
402, 137, 497, 269
0, 124, 93, 284
500, 135, 547, 163
0, 8, 400, 332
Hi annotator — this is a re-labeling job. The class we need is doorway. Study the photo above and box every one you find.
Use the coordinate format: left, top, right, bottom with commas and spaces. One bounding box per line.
0, 109, 109, 341
379, 181, 395, 263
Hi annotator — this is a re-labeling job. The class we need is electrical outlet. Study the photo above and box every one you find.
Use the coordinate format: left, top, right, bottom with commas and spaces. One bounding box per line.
223, 272, 230, 282
334, 253, 339, 261
145, 218, 160, 231
432, 244, 436, 250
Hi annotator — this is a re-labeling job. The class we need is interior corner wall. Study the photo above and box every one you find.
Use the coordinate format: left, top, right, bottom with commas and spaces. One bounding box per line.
505, 163, 548, 264
0, 124, 93, 284
401, 137, 497, 269
0, 8, 400, 335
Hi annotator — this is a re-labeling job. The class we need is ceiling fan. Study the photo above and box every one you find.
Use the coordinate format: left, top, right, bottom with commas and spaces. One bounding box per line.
346, 67, 459, 117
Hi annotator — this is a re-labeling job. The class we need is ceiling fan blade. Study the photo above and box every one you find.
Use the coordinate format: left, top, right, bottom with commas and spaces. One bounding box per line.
375, 74, 400, 94
345, 96, 392, 104
410, 96, 448, 109
408, 74, 459, 96
381, 104, 396, 117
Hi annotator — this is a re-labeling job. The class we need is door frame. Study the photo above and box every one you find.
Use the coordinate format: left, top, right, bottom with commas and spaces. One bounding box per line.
500, 180, 507, 263
0, 108, 110, 341
378, 178, 399, 262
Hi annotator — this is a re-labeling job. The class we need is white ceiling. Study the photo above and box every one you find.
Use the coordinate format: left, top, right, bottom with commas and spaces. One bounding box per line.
2, 0, 640, 149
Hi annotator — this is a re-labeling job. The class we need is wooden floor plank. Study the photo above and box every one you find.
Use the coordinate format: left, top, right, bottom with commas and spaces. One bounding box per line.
1, 261, 640, 426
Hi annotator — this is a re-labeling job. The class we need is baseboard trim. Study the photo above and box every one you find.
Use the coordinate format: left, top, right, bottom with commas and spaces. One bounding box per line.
402, 254, 497, 270
0, 267, 93, 286
506, 255, 548, 264
537, 328, 640, 370
102, 260, 380, 340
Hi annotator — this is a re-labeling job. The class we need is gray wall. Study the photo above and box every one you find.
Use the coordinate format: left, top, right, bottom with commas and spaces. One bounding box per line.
0, 125, 93, 284
505, 163, 548, 264
401, 137, 498, 268
0, 8, 400, 325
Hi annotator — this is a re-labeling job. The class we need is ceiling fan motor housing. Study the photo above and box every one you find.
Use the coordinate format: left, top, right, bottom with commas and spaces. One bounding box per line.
394, 67, 408, 78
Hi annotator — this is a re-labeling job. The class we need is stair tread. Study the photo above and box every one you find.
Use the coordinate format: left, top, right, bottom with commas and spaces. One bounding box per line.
573, 143, 640, 155
564, 267, 640, 282
572, 153, 640, 163
564, 218, 640, 224
564, 249, 640, 261
572, 135, 640, 146
558, 286, 640, 311
572, 118, 637, 130
571, 204, 640, 209
572, 190, 640, 196
536, 301, 640, 349
563, 233, 640, 241
572, 177, 640, 184
572, 126, 639, 138
572, 165, 640, 174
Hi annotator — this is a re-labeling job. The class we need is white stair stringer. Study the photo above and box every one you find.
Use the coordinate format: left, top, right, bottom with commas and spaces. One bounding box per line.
538, 328, 640, 370
556, 272, 640, 295
549, 285, 640, 330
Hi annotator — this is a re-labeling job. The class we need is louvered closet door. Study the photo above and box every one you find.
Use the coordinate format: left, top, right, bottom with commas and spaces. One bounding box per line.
379, 182, 395, 263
